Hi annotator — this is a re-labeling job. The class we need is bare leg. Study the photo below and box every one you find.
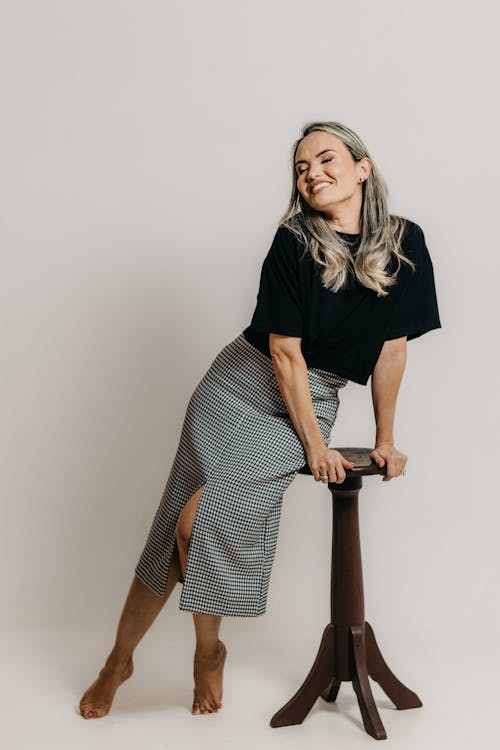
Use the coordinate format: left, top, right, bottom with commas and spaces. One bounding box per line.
175, 485, 227, 715
192, 613, 226, 714
80, 543, 182, 718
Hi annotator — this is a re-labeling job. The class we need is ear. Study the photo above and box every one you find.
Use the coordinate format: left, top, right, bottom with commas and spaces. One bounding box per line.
359, 156, 372, 181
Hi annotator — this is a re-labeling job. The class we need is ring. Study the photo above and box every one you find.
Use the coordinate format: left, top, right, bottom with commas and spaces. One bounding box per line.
319, 474, 328, 480
401, 467, 406, 475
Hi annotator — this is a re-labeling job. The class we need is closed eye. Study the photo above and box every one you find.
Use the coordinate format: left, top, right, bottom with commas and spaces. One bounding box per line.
297, 158, 333, 175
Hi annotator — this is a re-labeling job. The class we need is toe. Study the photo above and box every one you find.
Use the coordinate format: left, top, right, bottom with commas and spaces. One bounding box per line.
84, 704, 106, 719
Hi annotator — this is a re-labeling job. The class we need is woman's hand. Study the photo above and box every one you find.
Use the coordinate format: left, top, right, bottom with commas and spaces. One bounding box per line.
370, 442, 408, 481
306, 443, 356, 484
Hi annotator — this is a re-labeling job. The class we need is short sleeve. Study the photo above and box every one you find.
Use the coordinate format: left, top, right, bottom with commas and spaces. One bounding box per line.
248, 226, 304, 337
385, 223, 442, 341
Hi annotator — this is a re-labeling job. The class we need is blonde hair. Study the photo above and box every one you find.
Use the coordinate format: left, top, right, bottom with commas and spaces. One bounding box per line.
279, 121, 415, 297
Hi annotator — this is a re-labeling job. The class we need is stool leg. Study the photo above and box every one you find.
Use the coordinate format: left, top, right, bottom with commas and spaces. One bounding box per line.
269, 624, 335, 727
320, 677, 341, 702
365, 621, 423, 709
351, 623, 387, 740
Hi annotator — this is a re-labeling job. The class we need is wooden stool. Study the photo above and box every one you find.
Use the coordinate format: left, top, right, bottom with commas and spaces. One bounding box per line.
270, 447, 423, 741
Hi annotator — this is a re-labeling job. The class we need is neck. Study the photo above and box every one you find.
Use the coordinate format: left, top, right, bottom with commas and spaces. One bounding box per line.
322, 194, 363, 233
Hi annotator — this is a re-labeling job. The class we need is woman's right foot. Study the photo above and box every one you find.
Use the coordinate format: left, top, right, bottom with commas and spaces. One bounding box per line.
79, 652, 134, 719
192, 639, 227, 714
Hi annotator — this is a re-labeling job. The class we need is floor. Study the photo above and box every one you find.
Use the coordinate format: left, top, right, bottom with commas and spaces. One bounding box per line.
3, 605, 497, 750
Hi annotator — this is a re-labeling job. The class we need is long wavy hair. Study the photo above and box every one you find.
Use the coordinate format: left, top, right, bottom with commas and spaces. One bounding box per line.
279, 121, 415, 297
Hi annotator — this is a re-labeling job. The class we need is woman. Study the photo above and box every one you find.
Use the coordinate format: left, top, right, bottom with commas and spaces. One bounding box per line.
79, 121, 441, 718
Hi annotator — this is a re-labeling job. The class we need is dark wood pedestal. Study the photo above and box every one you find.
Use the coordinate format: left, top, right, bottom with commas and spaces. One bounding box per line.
270, 447, 423, 740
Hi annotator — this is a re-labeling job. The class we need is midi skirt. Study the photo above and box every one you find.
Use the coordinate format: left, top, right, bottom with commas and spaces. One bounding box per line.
134, 332, 348, 617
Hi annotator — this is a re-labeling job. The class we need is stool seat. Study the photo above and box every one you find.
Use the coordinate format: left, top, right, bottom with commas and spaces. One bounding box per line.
298, 446, 384, 479
270, 446, 422, 740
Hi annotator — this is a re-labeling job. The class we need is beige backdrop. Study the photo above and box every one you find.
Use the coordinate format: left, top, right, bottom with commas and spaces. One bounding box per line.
1, 1, 498, 746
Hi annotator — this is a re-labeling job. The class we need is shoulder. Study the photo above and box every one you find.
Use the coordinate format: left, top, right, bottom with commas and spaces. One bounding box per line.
265, 224, 305, 262
275, 223, 305, 248
398, 217, 431, 265
400, 217, 425, 245
393, 218, 438, 297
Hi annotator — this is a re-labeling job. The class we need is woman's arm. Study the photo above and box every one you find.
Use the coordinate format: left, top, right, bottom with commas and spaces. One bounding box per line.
269, 334, 324, 450
269, 333, 354, 483
370, 336, 408, 480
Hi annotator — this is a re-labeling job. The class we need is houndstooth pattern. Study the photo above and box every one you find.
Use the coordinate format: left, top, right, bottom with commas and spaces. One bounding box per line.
134, 332, 348, 617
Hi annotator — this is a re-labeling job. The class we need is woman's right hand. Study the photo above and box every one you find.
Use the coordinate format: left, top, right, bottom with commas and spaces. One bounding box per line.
306, 442, 355, 484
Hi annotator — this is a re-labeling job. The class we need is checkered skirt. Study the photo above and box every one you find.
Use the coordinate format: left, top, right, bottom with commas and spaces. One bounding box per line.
134, 332, 348, 617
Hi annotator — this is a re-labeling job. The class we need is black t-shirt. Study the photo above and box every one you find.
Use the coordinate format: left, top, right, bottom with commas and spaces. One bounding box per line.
242, 219, 442, 385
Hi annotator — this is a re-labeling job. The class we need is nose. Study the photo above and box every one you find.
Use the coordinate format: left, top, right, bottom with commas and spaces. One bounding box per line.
307, 168, 325, 182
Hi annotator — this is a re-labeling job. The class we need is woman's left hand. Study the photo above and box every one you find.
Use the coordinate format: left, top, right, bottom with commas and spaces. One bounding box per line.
370, 442, 408, 481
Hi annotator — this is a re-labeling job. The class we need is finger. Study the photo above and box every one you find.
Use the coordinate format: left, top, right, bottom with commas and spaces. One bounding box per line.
331, 460, 345, 484
324, 457, 337, 484
321, 465, 331, 483
320, 464, 331, 483
314, 465, 328, 483
385, 457, 398, 480
320, 461, 334, 484
372, 451, 385, 468
391, 457, 400, 476
341, 458, 356, 468
381, 463, 393, 480
328, 466, 339, 483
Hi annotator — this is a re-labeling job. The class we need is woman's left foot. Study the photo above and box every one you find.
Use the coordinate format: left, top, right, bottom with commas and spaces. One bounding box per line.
79, 653, 134, 719
192, 639, 227, 714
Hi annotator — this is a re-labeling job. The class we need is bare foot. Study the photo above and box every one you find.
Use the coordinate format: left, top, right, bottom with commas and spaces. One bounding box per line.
192, 639, 227, 714
79, 652, 134, 719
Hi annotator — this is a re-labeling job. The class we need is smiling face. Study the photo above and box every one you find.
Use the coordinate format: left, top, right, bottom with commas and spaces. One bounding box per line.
294, 131, 371, 227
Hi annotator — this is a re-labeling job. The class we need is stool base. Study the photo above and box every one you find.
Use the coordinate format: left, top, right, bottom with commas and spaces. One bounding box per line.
270, 620, 422, 740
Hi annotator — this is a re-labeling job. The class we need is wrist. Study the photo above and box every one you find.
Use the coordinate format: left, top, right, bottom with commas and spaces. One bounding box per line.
304, 433, 327, 452
375, 439, 395, 447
